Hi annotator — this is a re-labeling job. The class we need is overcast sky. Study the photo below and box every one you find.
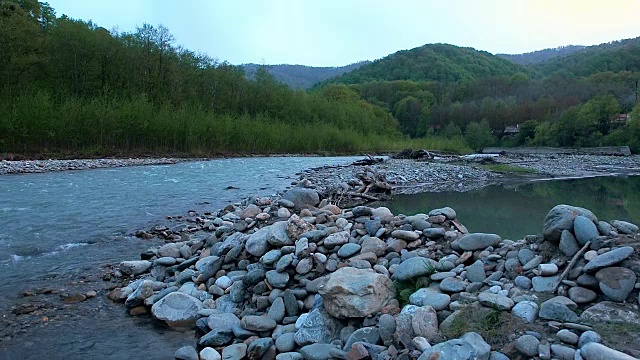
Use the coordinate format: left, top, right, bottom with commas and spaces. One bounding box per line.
47, 0, 640, 67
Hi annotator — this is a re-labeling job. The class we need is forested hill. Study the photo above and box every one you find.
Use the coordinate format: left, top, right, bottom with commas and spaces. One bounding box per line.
530, 37, 640, 77
497, 45, 586, 65
242, 62, 369, 89
320, 43, 526, 85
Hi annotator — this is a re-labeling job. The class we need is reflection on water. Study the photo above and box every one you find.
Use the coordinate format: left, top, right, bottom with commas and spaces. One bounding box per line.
379, 176, 640, 240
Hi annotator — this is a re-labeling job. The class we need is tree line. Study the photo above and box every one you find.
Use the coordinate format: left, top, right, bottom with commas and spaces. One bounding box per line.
2, 0, 451, 156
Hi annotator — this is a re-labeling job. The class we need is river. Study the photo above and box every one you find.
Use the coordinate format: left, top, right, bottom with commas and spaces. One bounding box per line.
0, 157, 359, 360
1, 159, 639, 359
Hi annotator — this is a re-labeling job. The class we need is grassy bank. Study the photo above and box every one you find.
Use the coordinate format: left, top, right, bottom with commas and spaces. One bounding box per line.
0, 93, 472, 158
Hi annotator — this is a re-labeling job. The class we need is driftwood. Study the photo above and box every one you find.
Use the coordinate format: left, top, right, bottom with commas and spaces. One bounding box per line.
552, 240, 591, 292
351, 155, 384, 166
355, 166, 392, 195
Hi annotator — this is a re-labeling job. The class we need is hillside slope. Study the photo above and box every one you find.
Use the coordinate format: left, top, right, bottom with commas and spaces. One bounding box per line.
321, 43, 526, 85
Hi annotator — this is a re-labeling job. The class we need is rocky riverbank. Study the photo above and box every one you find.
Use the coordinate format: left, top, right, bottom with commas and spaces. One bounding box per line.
105, 181, 640, 360
296, 154, 640, 203
0, 158, 183, 174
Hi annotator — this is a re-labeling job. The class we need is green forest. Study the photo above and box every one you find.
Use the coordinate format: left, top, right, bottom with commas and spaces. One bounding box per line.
2, 0, 640, 157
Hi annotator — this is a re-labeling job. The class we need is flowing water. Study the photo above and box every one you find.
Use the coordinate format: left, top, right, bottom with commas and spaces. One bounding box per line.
379, 176, 640, 240
0, 157, 359, 360
1, 158, 639, 359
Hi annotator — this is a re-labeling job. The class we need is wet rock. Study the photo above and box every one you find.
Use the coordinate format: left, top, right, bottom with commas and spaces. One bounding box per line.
318, 267, 394, 319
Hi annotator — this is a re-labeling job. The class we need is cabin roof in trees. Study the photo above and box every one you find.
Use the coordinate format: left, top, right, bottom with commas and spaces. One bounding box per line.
611, 114, 630, 124
504, 124, 520, 134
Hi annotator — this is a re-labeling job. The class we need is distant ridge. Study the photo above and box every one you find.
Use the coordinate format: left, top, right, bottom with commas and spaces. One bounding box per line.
242, 62, 369, 89
497, 45, 586, 65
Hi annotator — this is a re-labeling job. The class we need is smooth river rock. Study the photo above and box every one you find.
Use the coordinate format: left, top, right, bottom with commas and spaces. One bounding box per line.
583, 247, 635, 273
595, 267, 636, 302
151, 292, 203, 326
457, 233, 501, 251
543, 205, 597, 242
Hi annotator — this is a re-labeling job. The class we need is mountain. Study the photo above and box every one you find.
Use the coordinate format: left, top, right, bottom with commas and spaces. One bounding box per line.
242, 62, 369, 89
320, 43, 526, 85
530, 37, 640, 77
497, 45, 586, 65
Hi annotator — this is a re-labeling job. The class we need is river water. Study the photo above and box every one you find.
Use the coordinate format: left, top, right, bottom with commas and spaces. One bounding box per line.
0, 157, 359, 360
379, 176, 640, 240
1, 158, 639, 359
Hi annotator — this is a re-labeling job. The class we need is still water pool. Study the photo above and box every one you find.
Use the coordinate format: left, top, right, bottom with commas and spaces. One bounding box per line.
379, 176, 640, 240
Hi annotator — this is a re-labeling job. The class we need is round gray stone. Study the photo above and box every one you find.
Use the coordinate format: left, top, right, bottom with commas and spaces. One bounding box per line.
439, 277, 467, 293
595, 267, 636, 302
515, 334, 539, 357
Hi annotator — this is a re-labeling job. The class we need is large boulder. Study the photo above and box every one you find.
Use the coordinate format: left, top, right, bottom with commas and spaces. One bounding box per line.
543, 205, 597, 242
282, 186, 320, 210
317, 267, 395, 319
151, 292, 203, 327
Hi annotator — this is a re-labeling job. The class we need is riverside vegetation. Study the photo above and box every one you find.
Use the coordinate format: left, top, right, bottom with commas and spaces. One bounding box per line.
4, 1, 640, 158
106, 177, 640, 360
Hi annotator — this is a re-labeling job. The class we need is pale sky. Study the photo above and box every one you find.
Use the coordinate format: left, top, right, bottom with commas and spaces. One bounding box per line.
47, 0, 640, 67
